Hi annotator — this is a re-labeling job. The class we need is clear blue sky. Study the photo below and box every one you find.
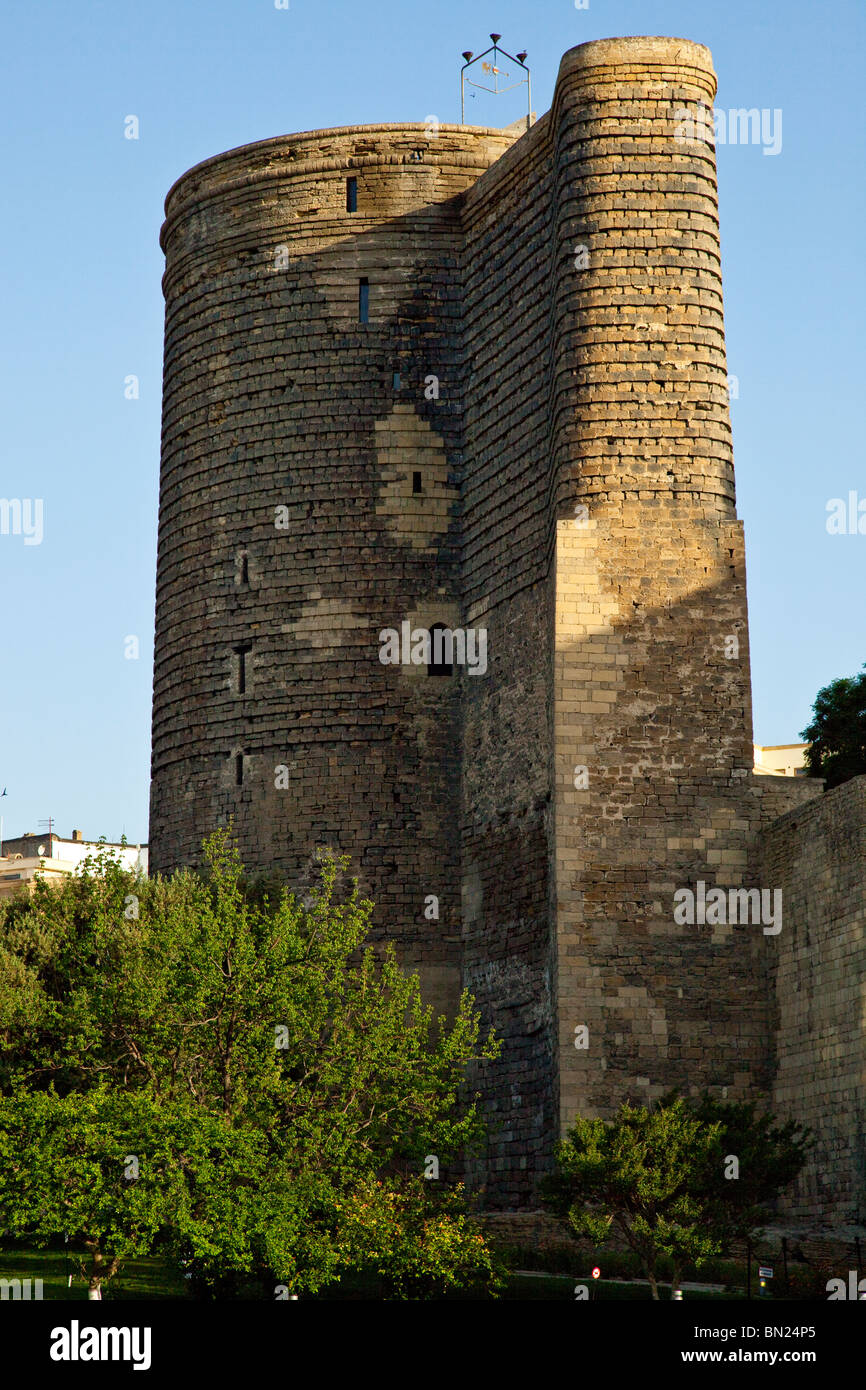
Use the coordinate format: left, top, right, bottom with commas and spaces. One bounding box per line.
1, 0, 863, 844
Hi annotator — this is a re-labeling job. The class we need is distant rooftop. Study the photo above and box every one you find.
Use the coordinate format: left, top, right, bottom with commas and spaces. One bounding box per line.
753, 743, 810, 777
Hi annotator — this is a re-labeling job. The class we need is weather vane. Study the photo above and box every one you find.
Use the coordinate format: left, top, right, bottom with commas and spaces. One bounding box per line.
460, 34, 531, 126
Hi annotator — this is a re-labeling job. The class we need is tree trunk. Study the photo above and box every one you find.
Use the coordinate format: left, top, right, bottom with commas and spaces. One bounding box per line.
84, 1244, 118, 1300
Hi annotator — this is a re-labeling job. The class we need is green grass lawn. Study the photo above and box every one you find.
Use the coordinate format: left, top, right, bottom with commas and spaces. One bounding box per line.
0, 1246, 188, 1300
0, 1248, 753, 1300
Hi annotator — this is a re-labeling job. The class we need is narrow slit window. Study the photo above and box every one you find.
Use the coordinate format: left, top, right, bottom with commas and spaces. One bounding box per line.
392, 371, 401, 390
346, 177, 358, 212
428, 622, 453, 678
239, 552, 249, 585
233, 643, 252, 694
235, 752, 244, 786
412, 472, 422, 494
358, 278, 369, 323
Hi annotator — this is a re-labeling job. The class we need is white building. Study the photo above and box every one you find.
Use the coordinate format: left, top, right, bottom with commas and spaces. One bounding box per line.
0, 829, 147, 902
753, 743, 810, 777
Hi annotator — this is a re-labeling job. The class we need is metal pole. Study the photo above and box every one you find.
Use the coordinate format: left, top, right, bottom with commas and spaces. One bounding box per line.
460, 39, 530, 128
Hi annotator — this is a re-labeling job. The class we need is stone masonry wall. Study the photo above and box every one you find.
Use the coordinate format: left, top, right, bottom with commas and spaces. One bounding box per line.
149, 39, 856, 1217
544, 41, 825, 1142
762, 776, 866, 1225
150, 124, 517, 1018
458, 38, 812, 1179
459, 104, 557, 1206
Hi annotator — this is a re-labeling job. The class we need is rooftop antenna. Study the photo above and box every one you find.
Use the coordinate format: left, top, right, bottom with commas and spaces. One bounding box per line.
37, 816, 55, 841
460, 34, 530, 127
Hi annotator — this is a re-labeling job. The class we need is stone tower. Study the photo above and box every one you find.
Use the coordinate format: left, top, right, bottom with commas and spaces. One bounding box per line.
150, 37, 819, 1209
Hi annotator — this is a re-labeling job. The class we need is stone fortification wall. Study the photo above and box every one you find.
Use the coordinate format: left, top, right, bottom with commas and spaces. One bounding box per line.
151, 123, 517, 1014
149, 41, 855, 1218
762, 777, 866, 1225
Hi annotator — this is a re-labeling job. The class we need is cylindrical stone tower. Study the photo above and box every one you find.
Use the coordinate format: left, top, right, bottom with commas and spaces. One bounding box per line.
545, 39, 765, 1137
150, 41, 801, 1212
551, 36, 735, 515
150, 122, 518, 1009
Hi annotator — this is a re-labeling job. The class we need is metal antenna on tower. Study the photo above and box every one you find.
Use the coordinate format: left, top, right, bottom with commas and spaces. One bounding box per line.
460, 34, 531, 126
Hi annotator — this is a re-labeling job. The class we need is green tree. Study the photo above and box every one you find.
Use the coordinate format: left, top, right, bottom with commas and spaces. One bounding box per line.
0, 832, 501, 1298
541, 1098, 722, 1299
800, 663, 866, 789
541, 1095, 809, 1300
0, 1088, 187, 1296
686, 1095, 809, 1248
